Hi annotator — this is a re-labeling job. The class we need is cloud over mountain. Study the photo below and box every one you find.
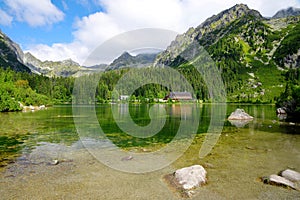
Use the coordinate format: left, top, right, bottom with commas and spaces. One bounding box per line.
25, 0, 300, 65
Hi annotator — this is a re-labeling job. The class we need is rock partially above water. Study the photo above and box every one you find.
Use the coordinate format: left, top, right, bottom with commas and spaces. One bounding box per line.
228, 109, 253, 120
49, 160, 59, 165
164, 165, 207, 198
263, 174, 296, 189
175, 165, 207, 190
276, 107, 287, 115
280, 169, 300, 182
262, 169, 300, 191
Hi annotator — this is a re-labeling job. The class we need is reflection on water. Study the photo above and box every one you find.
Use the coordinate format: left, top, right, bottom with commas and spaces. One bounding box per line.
228, 119, 253, 128
0, 104, 300, 168
0, 104, 300, 198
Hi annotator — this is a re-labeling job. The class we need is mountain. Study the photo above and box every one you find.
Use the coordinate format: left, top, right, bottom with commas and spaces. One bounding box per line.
273, 7, 300, 19
107, 51, 157, 70
154, 4, 262, 67
24, 52, 108, 77
154, 3, 300, 102
0, 30, 106, 77
0, 30, 30, 72
24, 52, 84, 77
1, 3, 300, 104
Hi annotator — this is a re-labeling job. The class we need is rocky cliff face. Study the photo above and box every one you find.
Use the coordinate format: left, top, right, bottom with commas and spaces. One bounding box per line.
0, 30, 30, 72
154, 4, 262, 67
273, 7, 300, 19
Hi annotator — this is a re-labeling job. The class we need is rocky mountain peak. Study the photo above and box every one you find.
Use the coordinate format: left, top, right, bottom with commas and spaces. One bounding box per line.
272, 7, 300, 19
154, 4, 263, 67
23, 52, 82, 77
61, 59, 80, 67
117, 52, 133, 60
107, 51, 157, 70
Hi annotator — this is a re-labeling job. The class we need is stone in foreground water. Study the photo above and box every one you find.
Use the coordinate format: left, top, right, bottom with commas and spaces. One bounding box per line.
280, 169, 300, 182
175, 165, 207, 190
263, 169, 300, 191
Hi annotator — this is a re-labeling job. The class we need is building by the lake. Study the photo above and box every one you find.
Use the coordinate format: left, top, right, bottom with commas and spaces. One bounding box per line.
164, 92, 193, 101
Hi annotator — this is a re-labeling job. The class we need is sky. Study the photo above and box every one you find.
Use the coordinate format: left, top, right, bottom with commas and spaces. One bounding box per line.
0, 0, 300, 66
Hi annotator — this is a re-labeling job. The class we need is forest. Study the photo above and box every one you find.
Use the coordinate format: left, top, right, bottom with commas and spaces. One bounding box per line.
276, 68, 300, 117
0, 68, 74, 112
0, 64, 298, 115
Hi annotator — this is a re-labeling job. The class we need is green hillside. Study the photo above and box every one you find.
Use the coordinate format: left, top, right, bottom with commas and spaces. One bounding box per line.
155, 4, 300, 103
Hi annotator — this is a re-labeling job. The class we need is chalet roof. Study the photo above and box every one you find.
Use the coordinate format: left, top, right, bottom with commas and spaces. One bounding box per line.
166, 92, 193, 100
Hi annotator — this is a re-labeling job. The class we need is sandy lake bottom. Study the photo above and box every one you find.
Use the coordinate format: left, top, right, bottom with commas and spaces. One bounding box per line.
1, 128, 300, 199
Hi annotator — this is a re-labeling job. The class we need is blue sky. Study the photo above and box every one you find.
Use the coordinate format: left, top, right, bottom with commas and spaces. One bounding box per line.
0, 0, 103, 46
0, 0, 300, 65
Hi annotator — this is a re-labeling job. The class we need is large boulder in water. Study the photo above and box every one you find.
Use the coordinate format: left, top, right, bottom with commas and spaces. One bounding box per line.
175, 165, 207, 190
228, 109, 253, 120
164, 165, 207, 198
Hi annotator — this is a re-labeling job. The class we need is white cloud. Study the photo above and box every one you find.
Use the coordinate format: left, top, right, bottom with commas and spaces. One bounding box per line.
0, 9, 13, 26
27, 0, 300, 65
73, 12, 122, 47
4, 0, 64, 27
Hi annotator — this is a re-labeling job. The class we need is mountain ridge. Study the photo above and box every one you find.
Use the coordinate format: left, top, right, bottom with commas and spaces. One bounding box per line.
107, 51, 157, 70
154, 4, 263, 67
0, 30, 31, 72
0, 3, 299, 104
273, 7, 300, 19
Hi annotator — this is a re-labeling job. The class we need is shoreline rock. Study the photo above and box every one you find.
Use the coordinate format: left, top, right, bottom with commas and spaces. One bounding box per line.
276, 107, 287, 115
22, 105, 47, 112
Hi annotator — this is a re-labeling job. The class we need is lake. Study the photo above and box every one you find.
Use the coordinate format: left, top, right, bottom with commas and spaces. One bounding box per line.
0, 104, 300, 199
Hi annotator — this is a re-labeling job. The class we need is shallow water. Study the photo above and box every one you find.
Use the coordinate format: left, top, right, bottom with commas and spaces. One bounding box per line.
0, 104, 299, 199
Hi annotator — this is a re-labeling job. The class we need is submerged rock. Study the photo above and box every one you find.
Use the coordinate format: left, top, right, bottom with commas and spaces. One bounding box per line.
228, 109, 253, 120
175, 165, 207, 190
121, 155, 133, 161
